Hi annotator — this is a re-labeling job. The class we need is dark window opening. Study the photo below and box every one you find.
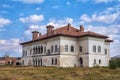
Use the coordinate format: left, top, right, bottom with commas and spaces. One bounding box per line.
71, 46, 74, 52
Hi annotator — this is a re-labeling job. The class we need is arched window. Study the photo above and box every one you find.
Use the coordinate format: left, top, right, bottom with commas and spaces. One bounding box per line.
35, 47, 37, 54
94, 59, 96, 64
33, 47, 35, 54
51, 45, 53, 53
98, 46, 101, 53
71, 45, 74, 52
44, 47, 46, 53
41, 46, 43, 53
38, 46, 40, 54
93, 45, 96, 52
51, 58, 54, 65
55, 58, 57, 65
65, 45, 68, 52
79, 46, 82, 52
99, 59, 101, 64
105, 49, 107, 55
55, 45, 58, 52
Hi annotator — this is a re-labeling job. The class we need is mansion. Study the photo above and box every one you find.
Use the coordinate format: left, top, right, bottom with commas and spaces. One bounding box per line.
20, 23, 113, 67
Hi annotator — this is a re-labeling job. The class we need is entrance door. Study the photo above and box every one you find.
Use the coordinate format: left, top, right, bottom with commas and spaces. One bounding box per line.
79, 57, 83, 67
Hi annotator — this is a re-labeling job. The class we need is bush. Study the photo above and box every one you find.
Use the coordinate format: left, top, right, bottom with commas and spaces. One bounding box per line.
109, 59, 120, 69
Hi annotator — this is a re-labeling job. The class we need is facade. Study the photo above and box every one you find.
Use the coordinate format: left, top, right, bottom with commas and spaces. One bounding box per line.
20, 24, 113, 67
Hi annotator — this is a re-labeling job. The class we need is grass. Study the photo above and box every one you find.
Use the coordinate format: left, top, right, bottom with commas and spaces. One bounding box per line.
0, 66, 120, 80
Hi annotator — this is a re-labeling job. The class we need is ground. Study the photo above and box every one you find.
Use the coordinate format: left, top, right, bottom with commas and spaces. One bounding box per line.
0, 66, 120, 80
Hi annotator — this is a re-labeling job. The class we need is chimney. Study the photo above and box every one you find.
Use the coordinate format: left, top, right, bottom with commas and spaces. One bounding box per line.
32, 31, 39, 40
46, 25, 54, 36
80, 25, 84, 32
67, 23, 71, 31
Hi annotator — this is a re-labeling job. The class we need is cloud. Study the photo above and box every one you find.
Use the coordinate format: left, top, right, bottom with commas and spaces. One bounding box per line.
52, 5, 59, 9
76, 0, 120, 3
0, 38, 22, 57
0, 18, 11, 27
2, 4, 12, 8
0, 11, 8, 14
36, 7, 41, 11
94, 0, 116, 3
13, 0, 44, 4
19, 14, 44, 23
67, 1, 70, 5
80, 4, 120, 24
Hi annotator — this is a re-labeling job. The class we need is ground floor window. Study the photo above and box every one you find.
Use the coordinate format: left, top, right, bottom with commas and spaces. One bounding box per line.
51, 58, 57, 65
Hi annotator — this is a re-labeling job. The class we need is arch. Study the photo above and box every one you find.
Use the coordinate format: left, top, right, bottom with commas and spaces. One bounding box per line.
79, 57, 83, 67
41, 46, 43, 53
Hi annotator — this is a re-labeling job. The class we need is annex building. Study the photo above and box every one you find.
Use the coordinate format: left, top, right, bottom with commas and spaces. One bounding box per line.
20, 23, 113, 67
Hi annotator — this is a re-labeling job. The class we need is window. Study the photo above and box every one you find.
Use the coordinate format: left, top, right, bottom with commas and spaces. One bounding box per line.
55, 58, 57, 65
99, 59, 101, 64
41, 46, 43, 53
79, 46, 82, 52
55, 45, 58, 52
30, 49, 32, 55
33, 47, 35, 54
51, 46, 53, 53
71, 45, 74, 52
51, 58, 54, 65
44, 47, 46, 53
35, 47, 37, 54
65, 45, 68, 52
94, 59, 96, 64
98, 46, 101, 53
38, 46, 40, 53
93, 45, 96, 52
105, 49, 107, 55
51, 58, 57, 65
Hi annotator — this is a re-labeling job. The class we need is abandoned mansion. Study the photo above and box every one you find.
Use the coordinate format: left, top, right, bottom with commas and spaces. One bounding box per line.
20, 23, 113, 67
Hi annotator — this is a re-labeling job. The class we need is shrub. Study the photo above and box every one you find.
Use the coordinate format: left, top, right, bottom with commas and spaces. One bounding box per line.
109, 59, 120, 69
109, 60, 117, 69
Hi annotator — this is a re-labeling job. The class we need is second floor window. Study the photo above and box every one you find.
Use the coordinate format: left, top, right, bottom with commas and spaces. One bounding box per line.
71, 45, 74, 52
93, 45, 96, 52
79, 46, 82, 52
98, 46, 101, 53
51, 46, 53, 53
44, 47, 46, 53
65, 45, 68, 52
55, 45, 57, 52
105, 49, 107, 55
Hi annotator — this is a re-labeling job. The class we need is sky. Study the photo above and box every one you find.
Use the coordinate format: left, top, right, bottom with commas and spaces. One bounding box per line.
0, 0, 120, 57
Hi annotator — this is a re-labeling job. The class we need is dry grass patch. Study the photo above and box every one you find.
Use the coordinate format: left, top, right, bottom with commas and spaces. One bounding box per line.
0, 66, 120, 80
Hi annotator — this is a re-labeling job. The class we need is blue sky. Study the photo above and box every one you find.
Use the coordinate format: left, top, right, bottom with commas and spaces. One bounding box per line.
0, 0, 120, 57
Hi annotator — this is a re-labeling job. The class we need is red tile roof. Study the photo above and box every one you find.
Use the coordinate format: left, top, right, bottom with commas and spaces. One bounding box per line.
20, 24, 113, 45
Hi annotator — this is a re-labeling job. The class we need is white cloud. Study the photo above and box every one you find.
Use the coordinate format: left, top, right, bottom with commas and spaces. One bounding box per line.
13, 0, 44, 4
0, 18, 11, 27
0, 38, 22, 57
80, 6, 120, 24
19, 14, 44, 23
52, 5, 59, 9
67, 1, 70, 5
2, 4, 12, 8
76, 0, 120, 3
0, 11, 8, 14
36, 7, 41, 11
80, 14, 91, 22
80, 13, 119, 24
94, 0, 115, 3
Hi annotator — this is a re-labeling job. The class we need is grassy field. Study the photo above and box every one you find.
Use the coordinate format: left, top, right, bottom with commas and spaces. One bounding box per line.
0, 66, 120, 80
